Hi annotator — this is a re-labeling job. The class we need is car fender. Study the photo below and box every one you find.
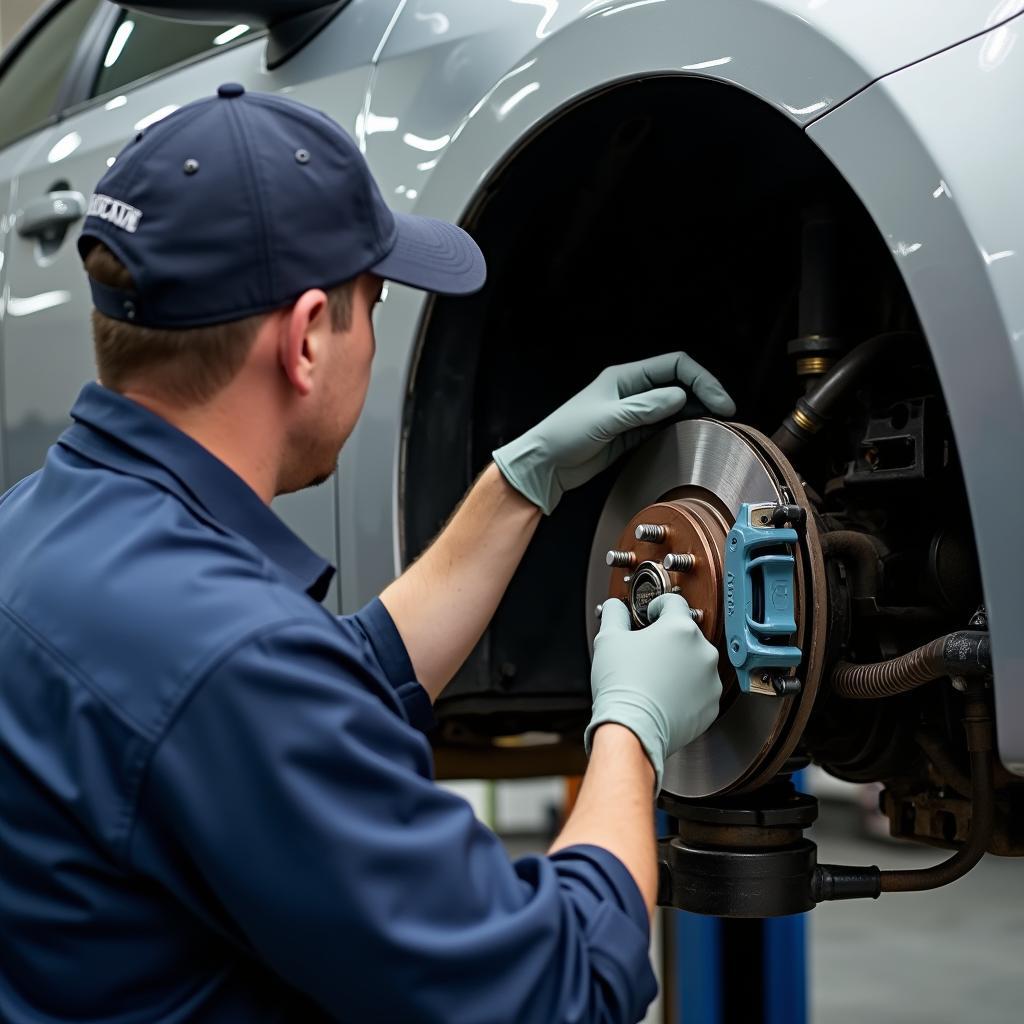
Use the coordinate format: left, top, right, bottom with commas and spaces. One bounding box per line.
341, 1, 1024, 778
807, 22, 1024, 776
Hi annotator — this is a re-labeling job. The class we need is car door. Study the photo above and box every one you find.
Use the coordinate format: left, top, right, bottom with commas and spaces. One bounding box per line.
1, 4, 267, 490
0, 133, 47, 492
2, 0, 398, 609
0, 0, 106, 492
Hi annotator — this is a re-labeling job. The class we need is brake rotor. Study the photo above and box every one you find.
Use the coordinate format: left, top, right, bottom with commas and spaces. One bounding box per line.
586, 419, 826, 798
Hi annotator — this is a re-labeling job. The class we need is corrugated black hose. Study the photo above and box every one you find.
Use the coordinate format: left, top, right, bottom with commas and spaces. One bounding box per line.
831, 631, 991, 699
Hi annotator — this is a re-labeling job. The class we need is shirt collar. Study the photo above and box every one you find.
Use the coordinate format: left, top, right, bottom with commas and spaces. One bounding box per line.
63, 382, 335, 601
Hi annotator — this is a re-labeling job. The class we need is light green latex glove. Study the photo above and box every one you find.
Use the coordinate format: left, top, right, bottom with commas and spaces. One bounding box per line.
492, 351, 735, 515
585, 594, 723, 792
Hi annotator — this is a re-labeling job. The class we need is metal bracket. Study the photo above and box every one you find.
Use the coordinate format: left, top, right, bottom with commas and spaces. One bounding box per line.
724, 502, 803, 695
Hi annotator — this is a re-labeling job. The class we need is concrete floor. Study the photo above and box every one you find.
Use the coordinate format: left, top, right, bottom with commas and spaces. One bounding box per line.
810, 815, 1023, 1024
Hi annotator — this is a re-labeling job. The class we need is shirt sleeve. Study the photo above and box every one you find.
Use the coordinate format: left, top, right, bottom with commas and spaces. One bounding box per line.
337, 597, 435, 733
128, 622, 657, 1024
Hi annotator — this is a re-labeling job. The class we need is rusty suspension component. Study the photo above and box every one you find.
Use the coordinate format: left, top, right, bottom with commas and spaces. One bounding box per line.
879, 693, 994, 892
813, 690, 995, 901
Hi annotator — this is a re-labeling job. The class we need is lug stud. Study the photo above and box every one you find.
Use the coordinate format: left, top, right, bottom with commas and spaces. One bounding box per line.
606, 549, 636, 568
622, 574, 632, 584
595, 603, 604, 618
663, 552, 696, 572
635, 523, 667, 543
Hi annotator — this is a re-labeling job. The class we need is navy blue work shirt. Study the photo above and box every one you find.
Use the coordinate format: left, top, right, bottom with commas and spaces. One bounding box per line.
0, 383, 656, 1024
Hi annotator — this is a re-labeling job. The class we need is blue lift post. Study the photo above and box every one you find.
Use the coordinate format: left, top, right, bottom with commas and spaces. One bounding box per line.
763, 912, 808, 1024
672, 909, 722, 1022
764, 768, 809, 1024
660, 788, 809, 1023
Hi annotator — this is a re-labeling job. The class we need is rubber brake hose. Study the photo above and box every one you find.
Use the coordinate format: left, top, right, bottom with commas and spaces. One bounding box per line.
772, 331, 920, 457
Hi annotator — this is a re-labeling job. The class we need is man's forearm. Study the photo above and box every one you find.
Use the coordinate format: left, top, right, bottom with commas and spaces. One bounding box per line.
548, 723, 657, 914
380, 463, 541, 702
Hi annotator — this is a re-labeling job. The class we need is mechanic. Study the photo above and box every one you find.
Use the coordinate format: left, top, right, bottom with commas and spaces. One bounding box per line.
0, 85, 733, 1024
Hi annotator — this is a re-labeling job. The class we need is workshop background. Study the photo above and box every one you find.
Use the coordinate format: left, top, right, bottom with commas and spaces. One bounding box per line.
2, 1, 1021, 1021
471, 770, 1020, 1024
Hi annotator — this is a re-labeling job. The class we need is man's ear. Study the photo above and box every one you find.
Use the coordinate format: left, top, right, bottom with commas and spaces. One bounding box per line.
278, 289, 329, 396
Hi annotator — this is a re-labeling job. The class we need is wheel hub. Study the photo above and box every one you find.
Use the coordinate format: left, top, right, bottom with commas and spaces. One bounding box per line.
607, 497, 729, 637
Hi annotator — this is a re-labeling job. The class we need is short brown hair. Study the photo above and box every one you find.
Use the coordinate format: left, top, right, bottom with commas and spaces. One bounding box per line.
84, 243, 355, 405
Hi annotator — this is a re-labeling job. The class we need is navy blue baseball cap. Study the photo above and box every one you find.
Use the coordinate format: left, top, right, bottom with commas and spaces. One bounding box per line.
78, 83, 486, 329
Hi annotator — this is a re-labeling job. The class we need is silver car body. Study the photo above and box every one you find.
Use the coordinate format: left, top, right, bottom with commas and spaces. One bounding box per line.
2, 0, 1023, 771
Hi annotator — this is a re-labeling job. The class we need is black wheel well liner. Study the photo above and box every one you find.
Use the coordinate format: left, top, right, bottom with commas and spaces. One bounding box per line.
402, 74, 909, 735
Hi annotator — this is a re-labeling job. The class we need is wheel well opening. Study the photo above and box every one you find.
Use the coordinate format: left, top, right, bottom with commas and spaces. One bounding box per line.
404, 75, 918, 739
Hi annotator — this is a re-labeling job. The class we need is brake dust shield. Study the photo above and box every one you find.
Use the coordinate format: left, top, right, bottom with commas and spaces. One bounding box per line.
585, 420, 826, 798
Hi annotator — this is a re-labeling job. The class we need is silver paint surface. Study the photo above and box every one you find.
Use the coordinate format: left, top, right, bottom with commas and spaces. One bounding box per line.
807, 17, 1024, 773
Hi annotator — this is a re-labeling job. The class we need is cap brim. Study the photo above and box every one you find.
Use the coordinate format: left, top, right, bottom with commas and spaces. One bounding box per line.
370, 212, 486, 296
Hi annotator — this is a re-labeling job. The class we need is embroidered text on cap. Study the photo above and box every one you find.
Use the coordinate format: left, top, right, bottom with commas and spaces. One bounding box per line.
87, 194, 142, 233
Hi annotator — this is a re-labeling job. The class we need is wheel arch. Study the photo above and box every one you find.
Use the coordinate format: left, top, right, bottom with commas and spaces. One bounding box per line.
341, 3, 1023, 759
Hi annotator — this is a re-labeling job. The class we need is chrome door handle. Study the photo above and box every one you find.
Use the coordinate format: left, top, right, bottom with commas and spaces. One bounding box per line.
16, 191, 87, 239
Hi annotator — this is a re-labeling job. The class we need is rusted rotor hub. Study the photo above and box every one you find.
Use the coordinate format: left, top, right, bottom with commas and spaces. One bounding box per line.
605, 497, 742, 713
606, 498, 729, 638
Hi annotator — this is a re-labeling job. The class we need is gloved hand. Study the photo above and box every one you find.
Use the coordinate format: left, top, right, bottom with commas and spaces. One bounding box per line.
585, 594, 723, 792
492, 352, 734, 515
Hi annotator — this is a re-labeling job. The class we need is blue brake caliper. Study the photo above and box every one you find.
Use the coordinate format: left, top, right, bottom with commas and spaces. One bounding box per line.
724, 502, 803, 696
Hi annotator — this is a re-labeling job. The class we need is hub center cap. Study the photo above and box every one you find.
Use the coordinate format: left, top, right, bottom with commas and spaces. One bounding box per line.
628, 561, 670, 626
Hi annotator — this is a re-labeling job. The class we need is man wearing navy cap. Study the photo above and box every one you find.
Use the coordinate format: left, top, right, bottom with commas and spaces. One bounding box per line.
0, 84, 731, 1023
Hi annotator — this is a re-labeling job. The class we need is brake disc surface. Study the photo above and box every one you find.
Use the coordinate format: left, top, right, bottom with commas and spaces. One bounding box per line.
586, 419, 821, 798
